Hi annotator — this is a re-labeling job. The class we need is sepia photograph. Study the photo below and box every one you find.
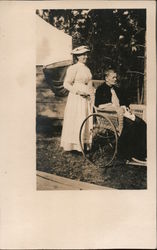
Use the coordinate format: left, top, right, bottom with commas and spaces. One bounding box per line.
0, 1, 156, 249
36, 8, 147, 190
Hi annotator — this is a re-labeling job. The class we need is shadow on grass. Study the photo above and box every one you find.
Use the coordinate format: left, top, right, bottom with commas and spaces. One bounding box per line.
36, 115, 62, 137
36, 116, 147, 189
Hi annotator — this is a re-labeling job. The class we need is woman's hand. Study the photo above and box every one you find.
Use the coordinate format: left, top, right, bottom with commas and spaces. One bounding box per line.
76, 90, 90, 99
121, 105, 132, 114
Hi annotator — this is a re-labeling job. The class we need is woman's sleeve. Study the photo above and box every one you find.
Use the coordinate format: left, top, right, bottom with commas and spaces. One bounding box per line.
86, 80, 95, 109
63, 66, 77, 94
87, 80, 95, 93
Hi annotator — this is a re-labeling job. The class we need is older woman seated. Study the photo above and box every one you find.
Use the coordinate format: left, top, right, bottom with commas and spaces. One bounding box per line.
95, 69, 147, 163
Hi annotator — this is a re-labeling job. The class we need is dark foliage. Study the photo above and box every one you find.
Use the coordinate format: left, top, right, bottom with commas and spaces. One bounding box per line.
36, 9, 146, 104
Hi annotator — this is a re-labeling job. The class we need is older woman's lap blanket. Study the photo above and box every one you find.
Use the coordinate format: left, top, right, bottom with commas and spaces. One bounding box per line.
117, 116, 147, 161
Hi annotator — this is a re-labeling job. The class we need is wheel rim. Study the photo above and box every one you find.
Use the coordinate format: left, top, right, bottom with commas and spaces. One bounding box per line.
79, 113, 118, 167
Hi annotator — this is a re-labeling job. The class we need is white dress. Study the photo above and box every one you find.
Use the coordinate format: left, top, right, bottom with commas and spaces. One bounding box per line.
60, 61, 95, 151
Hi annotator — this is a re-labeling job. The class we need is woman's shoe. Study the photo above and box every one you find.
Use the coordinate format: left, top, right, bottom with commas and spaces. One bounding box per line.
126, 157, 147, 166
131, 157, 147, 164
84, 143, 92, 153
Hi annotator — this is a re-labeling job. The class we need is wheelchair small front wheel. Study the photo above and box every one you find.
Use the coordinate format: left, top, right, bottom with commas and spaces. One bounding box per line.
79, 113, 118, 167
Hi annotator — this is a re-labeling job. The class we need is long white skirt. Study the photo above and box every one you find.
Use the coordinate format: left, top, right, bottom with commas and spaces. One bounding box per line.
61, 84, 93, 152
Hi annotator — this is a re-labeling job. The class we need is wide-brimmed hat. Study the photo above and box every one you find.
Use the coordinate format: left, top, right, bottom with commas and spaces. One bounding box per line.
71, 45, 90, 55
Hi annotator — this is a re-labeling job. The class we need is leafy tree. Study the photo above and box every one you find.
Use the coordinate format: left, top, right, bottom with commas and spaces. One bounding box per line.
36, 9, 146, 104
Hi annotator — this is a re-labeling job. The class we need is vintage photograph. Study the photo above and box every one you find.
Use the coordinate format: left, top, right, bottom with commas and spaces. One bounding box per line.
0, 1, 156, 248
36, 8, 147, 190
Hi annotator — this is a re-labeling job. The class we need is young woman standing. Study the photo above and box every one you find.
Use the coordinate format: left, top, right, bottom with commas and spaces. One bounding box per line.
61, 46, 95, 152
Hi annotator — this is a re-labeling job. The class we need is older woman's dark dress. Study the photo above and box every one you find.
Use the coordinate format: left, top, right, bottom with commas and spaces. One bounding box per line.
95, 83, 147, 161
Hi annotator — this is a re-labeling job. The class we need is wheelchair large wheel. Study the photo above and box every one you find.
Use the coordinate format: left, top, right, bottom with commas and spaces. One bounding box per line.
79, 113, 118, 167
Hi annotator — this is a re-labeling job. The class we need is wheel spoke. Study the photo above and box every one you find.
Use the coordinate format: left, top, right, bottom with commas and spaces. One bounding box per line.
79, 114, 118, 167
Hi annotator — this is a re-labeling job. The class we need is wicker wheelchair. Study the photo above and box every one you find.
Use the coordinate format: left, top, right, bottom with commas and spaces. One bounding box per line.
79, 104, 146, 168
79, 105, 122, 168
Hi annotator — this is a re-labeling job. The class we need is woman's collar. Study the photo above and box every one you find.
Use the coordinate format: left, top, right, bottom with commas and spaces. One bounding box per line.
77, 61, 85, 66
